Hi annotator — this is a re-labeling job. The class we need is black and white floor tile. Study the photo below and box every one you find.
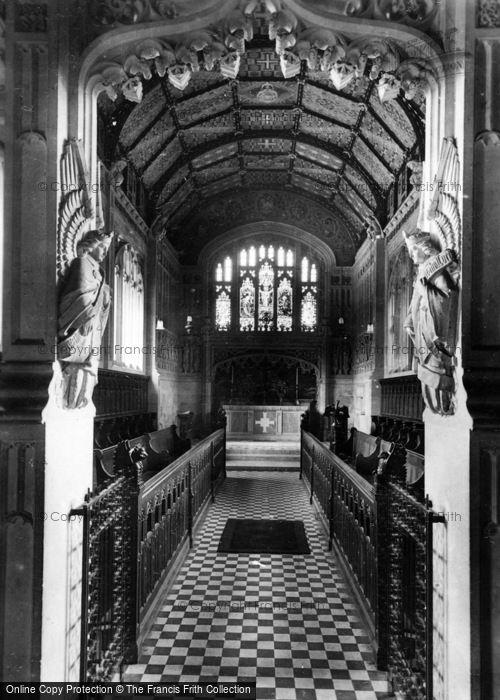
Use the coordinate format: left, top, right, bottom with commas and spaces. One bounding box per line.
124, 471, 392, 699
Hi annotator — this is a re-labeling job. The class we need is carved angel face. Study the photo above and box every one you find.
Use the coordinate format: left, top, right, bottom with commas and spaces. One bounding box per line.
89, 241, 111, 263
407, 241, 429, 265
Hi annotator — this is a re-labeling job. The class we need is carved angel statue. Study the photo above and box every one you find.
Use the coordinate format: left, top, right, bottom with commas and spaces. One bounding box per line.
403, 139, 461, 416
55, 139, 114, 409
57, 230, 113, 409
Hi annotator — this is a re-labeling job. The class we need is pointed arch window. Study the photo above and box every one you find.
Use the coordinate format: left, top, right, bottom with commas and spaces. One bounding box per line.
215, 256, 232, 331
300, 257, 318, 332
214, 243, 317, 333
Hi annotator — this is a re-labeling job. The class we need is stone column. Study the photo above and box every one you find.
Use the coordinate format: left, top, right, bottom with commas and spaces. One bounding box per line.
463, 10, 500, 698
371, 235, 387, 419
0, 0, 55, 681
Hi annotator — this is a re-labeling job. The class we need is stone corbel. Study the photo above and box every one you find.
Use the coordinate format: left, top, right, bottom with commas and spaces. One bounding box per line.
395, 57, 436, 100
225, 9, 254, 55
268, 9, 297, 55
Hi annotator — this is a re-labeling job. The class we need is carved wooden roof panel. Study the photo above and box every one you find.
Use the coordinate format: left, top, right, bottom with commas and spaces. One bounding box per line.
157, 164, 190, 206
175, 85, 233, 125
117, 86, 167, 150
352, 138, 394, 188
243, 171, 289, 187
126, 112, 175, 170
360, 111, 406, 170
200, 173, 242, 198
246, 154, 290, 170
299, 114, 352, 149
302, 84, 364, 125
182, 114, 234, 149
238, 81, 298, 107
242, 137, 290, 153
334, 197, 366, 232
291, 173, 333, 199
106, 21, 424, 260
342, 164, 378, 208
308, 71, 372, 101
294, 160, 339, 187
194, 160, 240, 184
241, 109, 295, 131
369, 93, 417, 149
141, 136, 183, 187
340, 188, 373, 221
295, 143, 343, 170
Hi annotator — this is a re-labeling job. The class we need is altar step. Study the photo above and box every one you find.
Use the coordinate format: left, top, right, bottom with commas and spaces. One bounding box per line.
226, 440, 300, 471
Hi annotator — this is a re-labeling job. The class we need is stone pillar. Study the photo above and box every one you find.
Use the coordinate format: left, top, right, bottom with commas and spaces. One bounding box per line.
371, 235, 387, 420
463, 13, 500, 698
0, 1, 96, 681
0, 0, 54, 681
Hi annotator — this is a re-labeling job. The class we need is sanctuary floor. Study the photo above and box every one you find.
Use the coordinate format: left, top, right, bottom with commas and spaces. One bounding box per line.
123, 471, 392, 700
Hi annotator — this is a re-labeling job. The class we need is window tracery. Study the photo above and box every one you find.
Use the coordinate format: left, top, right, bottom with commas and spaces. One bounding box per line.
214, 242, 318, 333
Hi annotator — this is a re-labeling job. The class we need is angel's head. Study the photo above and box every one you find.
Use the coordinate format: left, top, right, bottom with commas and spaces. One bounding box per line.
77, 230, 113, 263
403, 229, 438, 264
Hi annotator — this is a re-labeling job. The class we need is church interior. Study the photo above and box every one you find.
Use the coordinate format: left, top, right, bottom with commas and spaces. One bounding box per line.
1, 1, 500, 698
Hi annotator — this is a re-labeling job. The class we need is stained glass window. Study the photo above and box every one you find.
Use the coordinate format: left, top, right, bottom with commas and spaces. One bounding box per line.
239, 276, 255, 331
214, 245, 317, 333
258, 261, 274, 331
277, 278, 293, 331
215, 289, 231, 331
301, 255, 318, 332
215, 257, 232, 331
301, 290, 317, 331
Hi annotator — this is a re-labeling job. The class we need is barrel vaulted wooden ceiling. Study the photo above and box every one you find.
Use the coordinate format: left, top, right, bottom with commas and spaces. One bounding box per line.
95, 1, 429, 264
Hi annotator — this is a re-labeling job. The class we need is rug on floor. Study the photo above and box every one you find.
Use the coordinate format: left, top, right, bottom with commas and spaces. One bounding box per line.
217, 518, 310, 554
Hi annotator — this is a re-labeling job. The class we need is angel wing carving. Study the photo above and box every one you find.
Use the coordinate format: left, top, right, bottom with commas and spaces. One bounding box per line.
428, 137, 461, 261
56, 139, 94, 279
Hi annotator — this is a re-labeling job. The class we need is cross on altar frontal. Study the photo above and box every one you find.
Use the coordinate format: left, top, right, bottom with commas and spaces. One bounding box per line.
255, 412, 275, 433
223, 405, 307, 441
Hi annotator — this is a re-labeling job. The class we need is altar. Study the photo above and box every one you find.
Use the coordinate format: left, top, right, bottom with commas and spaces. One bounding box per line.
223, 404, 308, 441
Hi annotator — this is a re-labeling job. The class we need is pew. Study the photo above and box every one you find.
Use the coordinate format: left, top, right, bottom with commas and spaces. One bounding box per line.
342, 429, 394, 483
94, 425, 190, 486
404, 448, 425, 498
372, 415, 424, 455
338, 426, 425, 492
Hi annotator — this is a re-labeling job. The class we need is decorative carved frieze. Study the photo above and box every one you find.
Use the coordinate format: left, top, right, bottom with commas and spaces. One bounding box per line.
14, 0, 48, 32
89, 6, 439, 104
346, 0, 438, 29
477, 0, 500, 27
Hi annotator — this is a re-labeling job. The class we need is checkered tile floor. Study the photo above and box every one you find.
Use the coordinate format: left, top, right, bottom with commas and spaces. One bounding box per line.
124, 472, 392, 699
